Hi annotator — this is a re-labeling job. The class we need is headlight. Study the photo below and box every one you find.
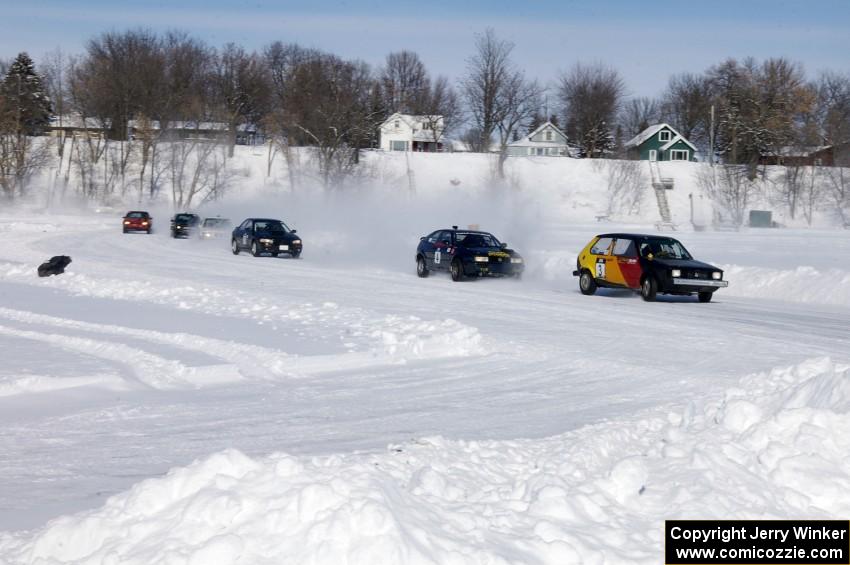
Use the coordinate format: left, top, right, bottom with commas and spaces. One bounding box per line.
123, 220, 130, 225
292, 239, 301, 244
671, 269, 681, 277
712, 271, 722, 280
141, 221, 148, 226
474, 256, 489, 263
511, 258, 523, 264
259, 238, 274, 244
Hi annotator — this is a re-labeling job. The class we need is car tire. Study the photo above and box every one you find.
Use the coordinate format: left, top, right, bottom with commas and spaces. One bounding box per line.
416, 256, 429, 278
231, 239, 240, 255
251, 241, 261, 257
450, 259, 465, 282
698, 291, 713, 303
579, 270, 597, 295
123, 228, 128, 234
146, 228, 151, 234
641, 276, 658, 301
271, 252, 279, 257
290, 250, 301, 259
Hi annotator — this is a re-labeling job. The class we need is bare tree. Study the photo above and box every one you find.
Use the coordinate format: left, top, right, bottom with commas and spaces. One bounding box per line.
380, 50, 429, 114
620, 97, 660, 139
605, 160, 646, 216
558, 62, 625, 158
461, 28, 514, 153
697, 164, 756, 226
815, 71, 850, 145
659, 73, 713, 149
494, 75, 543, 177
419, 76, 462, 144
211, 43, 270, 157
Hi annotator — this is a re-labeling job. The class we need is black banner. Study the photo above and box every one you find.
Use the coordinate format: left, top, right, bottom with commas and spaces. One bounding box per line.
665, 520, 850, 564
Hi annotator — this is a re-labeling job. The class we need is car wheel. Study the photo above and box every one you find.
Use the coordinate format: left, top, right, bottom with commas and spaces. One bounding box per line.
641, 276, 658, 301
231, 239, 240, 255
146, 228, 151, 234
579, 270, 597, 295
450, 259, 465, 282
251, 241, 261, 257
416, 256, 429, 278
123, 228, 128, 234
271, 252, 279, 257
698, 291, 713, 303
290, 250, 301, 259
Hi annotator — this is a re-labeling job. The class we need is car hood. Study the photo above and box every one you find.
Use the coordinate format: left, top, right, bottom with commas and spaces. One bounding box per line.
651, 258, 720, 271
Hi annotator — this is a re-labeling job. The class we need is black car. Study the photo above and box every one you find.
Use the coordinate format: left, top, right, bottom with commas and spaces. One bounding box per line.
572, 233, 728, 302
231, 218, 302, 258
170, 213, 200, 238
416, 226, 524, 281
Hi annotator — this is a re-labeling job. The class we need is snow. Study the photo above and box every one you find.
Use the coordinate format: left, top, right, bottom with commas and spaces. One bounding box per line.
2, 358, 848, 564
1, 147, 850, 563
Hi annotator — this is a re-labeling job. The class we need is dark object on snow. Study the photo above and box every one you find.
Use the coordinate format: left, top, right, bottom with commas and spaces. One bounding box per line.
38, 255, 72, 277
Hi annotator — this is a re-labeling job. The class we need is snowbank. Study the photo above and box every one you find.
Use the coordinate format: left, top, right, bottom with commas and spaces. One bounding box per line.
721, 264, 850, 306
3, 358, 847, 564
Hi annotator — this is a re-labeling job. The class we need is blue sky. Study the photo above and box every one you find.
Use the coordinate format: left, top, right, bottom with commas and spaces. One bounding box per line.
2, 0, 848, 97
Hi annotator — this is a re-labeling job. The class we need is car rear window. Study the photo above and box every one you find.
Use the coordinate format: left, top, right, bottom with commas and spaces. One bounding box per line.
591, 237, 613, 255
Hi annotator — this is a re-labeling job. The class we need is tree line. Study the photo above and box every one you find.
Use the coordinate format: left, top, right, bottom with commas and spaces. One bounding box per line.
1, 27, 849, 200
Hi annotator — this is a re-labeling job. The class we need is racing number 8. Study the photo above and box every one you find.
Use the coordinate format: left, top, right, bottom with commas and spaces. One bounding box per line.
435, 250, 441, 265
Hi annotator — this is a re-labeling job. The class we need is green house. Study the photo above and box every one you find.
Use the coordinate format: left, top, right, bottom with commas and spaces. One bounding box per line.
624, 123, 697, 162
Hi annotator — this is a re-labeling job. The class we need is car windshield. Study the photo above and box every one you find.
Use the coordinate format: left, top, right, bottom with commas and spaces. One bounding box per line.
640, 238, 692, 260
127, 212, 147, 218
456, 232, 500, 248
175, 214, 196, 223
203, 218, 229, 227
254, 220, 289, 233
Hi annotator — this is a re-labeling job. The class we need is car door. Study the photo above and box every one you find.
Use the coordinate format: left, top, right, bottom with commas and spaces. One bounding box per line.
432, 230, 453, 270
238, 220, 252, 249
588, 236, 614, 283
611, 238, 641, 289
421, 231, 439, 268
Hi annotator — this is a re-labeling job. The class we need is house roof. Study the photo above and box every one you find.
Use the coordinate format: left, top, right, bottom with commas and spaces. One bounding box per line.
624, 123, 697, 152
508, 121, 569, 147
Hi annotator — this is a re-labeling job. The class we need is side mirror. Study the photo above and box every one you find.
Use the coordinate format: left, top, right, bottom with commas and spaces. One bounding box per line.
500, 242, 508, 249
291, 229, 297, 234
420, 236, 425, 241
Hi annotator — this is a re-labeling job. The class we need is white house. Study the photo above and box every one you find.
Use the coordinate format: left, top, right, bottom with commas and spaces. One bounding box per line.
507, 121, 571, 157
379, 113, 445, 152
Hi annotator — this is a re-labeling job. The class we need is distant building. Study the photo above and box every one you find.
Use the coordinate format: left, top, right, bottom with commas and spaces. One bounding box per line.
759, 143, 850, 167
379, 113, 445, 152
506, 121, 571, 157
45, 114, 110, 139
624, 123, 697, 162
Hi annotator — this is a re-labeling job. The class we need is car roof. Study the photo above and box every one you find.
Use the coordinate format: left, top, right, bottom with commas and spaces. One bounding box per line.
246, 218, 283, 222
596, 233, 682, 241
433, 228, 493, 235
126, 210, 149, 214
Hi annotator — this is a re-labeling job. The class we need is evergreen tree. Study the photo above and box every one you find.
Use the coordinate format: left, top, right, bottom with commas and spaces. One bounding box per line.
0, 52, 53, 135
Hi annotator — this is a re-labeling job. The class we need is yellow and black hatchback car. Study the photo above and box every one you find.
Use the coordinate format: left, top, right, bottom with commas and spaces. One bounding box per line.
572, 233, 728, 302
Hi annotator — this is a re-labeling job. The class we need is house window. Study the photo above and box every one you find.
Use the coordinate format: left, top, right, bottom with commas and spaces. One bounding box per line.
670, 149, 689, 161
659, 130, 672, 142
536, 147, 544, 156
648, 149, 657, 161
545, 130, 553, 141
394, 120, 400, 129
391, 140, 408, 151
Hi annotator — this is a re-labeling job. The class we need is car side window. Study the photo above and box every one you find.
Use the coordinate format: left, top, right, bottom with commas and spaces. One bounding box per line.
438, 231, 452, 245
240, 220, 252, 231
427, 231, 439, 244
590, 237, 613, 255
612, 238, 636, 257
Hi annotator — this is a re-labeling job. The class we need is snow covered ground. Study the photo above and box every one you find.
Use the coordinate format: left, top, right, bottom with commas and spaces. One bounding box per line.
1, 152, 849, 563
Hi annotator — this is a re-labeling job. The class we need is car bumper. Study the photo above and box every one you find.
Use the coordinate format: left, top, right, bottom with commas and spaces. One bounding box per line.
670, 278, 728, 292
259, 241, 303, 254
464, 261, 524, 277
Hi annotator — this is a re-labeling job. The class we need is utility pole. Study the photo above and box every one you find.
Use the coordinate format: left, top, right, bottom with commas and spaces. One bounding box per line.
709, 104, 715, 167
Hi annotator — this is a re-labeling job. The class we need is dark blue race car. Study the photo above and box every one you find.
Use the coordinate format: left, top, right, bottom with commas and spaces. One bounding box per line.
416, 226, 524, 281
231, 218, 302, 258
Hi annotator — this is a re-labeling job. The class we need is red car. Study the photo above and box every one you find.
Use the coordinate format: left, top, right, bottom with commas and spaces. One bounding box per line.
123, 211, 152, 234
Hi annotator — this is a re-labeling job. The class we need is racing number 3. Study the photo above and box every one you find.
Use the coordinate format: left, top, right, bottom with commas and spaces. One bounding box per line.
595, 258, 606, 279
